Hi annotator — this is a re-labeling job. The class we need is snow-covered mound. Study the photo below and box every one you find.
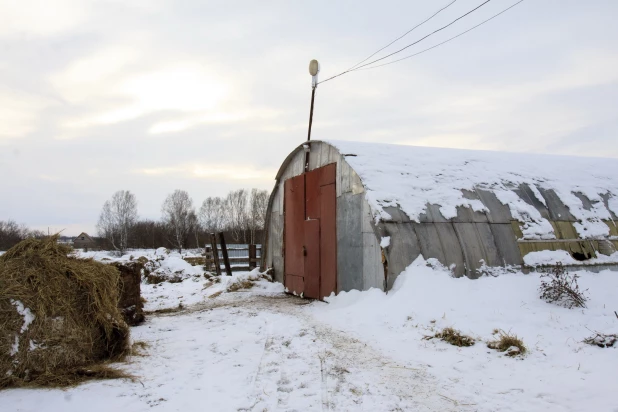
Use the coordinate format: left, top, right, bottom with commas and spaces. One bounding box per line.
328, 140, 618, 239
311, 258, 618, 411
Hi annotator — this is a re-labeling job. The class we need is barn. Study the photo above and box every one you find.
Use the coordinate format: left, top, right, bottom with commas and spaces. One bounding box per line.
73, 232, 98, 250
261, 140, 618, 300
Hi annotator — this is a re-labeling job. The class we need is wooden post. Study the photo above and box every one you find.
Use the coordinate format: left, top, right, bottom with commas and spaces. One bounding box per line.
219, 232, 232, 276
249, 244, 257, 269
210, 233, 222, 276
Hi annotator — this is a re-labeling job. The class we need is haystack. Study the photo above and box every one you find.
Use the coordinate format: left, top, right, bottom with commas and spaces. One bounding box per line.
112, 261, 145, 326
0, 236, 130, 388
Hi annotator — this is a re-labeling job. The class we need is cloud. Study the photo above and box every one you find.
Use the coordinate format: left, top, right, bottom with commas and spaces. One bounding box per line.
1, 0, 618, 234
134, 163, 276, 181
0, 0, 88, 38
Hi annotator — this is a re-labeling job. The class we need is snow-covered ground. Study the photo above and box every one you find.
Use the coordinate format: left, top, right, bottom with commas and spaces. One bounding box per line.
1, 251, 617, 411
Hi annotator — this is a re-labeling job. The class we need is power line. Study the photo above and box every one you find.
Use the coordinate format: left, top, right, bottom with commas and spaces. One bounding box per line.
356, 0, 524, 72
347, 0, 458, 71
319, 0, 493, 85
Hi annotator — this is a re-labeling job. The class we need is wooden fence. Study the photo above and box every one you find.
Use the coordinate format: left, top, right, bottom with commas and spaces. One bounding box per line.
184, 233, 261, 274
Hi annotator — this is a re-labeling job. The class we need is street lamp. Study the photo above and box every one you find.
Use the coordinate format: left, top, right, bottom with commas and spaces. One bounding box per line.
307, 59, 320, 142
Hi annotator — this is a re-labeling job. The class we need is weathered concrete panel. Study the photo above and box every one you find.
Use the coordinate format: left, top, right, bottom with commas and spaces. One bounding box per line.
337, 192, 364, 292
537, 188, 576, 221
518, 184, 551, 220
362, 232, 384, 291
412, 223, 447, 264
362, 198, 375, 233
455, 190, 489, 223
474, 222, 503, 267
425, 204, 449, 223
270, 212, 283, 257
489, 223, 522, 266
273, 256, 284, 284
381, 206, 411, 223
452, 223, 488, 278
601, 193, 618, 220
475, 189, 513, 223
339, 160, 353, 195
434, 223, 466, 277
573, 192, 594, 211
384, 223, 422, 290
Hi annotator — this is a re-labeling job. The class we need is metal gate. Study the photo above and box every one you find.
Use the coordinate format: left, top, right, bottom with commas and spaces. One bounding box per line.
284, 163, 337, 299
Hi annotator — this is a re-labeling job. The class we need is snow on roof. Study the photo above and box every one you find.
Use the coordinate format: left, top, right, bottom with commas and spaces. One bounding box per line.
325, 140, 618, 239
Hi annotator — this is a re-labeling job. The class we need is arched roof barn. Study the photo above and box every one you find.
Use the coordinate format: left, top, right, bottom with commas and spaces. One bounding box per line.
262, 140, 618, 300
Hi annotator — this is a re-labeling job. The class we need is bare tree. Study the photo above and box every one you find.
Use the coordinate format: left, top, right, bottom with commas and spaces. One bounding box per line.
248, 189, 269, 244
0, 220, 45, 251
96, 190, 138, 254
199, 196, 226, 234
225, 189, 249, 242
161, 190, 195, 253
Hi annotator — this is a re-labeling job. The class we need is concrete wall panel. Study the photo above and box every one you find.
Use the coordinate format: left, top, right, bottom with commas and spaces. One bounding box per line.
337, 192, 364, 292
383, 223, 422, 290
489, 223, 523, 266
412, 223, 447, 263
434, 223, 466, 277
475, 189, 513, 223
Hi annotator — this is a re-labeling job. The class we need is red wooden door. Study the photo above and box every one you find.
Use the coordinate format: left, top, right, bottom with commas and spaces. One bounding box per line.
303, 219, 320, 298
284, 174, 305, 295
284, 163, 337, 299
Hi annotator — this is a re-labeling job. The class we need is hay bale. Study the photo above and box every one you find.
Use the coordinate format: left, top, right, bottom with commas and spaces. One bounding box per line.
0, 236, 130, 388
112, 262, 145, 326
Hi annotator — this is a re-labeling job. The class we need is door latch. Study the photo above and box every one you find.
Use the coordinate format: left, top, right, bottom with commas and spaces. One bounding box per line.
302, 245, 307, 256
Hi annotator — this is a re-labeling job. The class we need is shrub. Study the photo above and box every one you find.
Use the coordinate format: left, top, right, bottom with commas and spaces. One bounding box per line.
539, 263, 588, 309
488, 330, 526, 357
424, 327, 475, 347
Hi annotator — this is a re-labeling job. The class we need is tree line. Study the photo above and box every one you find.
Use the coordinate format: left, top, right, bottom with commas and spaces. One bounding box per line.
0, 220, 46, 251
96, 188, 269, 254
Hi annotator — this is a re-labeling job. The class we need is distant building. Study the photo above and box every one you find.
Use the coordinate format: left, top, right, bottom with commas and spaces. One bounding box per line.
73, 232, 97, 250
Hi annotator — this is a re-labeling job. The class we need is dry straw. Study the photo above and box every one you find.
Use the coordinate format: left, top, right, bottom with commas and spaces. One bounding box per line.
0, 236, 131, 388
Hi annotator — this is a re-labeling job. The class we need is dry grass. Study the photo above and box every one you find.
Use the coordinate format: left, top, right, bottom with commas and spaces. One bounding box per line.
423, 327, 475, 347
7, 363, 134, 389
583, 332, 617, 348
227, 279, 255, 292
0, 236, 130, 388
487, 330, 527, 356
209, 291, 224, 299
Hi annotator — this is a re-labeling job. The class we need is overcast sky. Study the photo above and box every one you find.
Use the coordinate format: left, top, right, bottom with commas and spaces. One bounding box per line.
1, 0, 617, 236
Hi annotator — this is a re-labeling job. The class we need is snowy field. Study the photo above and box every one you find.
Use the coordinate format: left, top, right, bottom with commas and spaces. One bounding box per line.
1, 250, 617, 411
